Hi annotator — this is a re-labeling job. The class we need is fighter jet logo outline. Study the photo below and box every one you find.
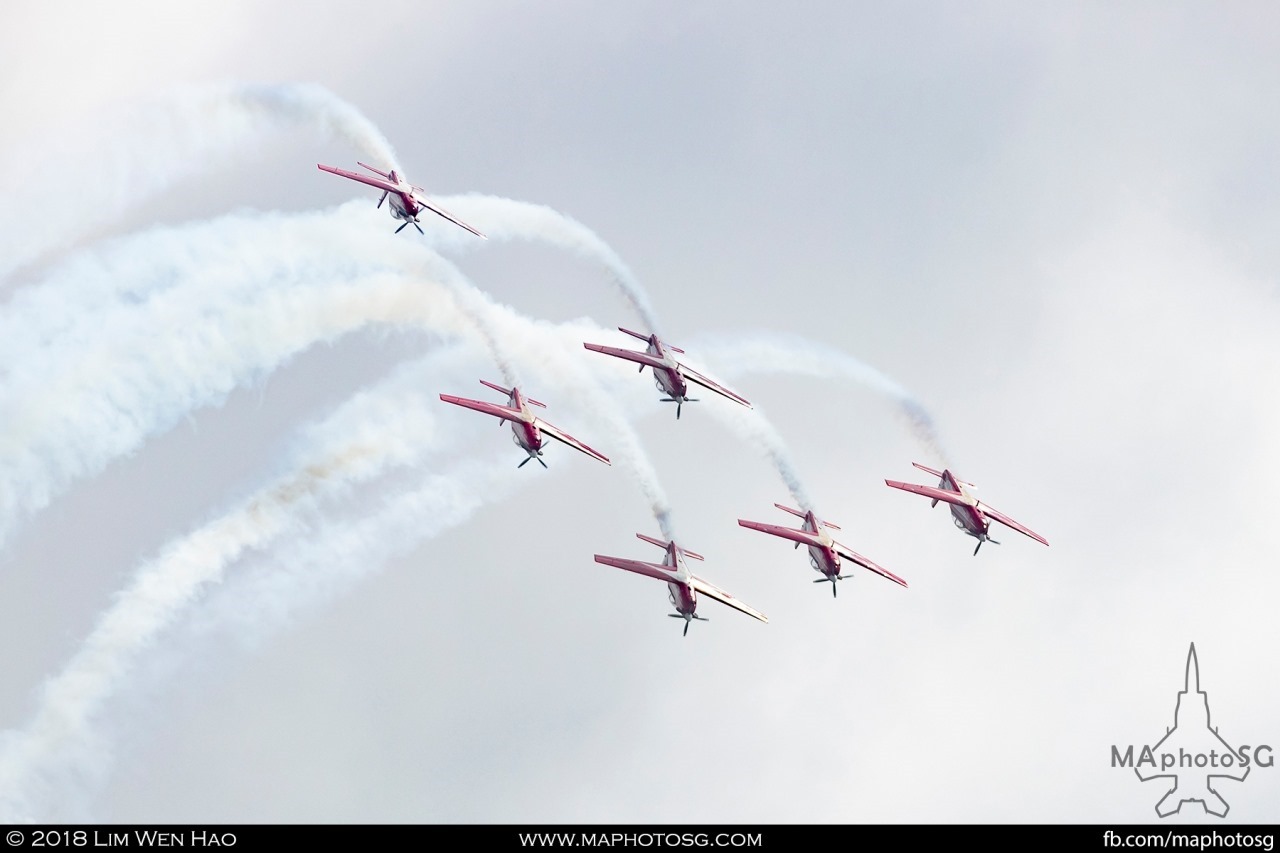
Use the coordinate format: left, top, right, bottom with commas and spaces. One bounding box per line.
1133, 643, 1249, 818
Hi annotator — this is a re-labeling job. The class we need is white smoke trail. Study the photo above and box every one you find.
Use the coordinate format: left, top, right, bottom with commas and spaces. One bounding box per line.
692, 332, 949, 465
0, 293, 940, 819
0, 82, 397, 286
0, 315, 667, 820
0, 346, 487, 822
0, 204, 486, 547
420, 251, 673, 536
712, 402, 813, 512
428, 194, 663, 334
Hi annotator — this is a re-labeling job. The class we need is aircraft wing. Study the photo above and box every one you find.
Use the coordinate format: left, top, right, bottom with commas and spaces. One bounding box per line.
737, 519, 823, 550
535, 419, 611, 465
583, 343, 669, 372
884, 480, 971, 508
978, 504, 1049, 546
439, 394, 522, 424
595, 555, 679, 584
317, 163, 400, 195
414, 196, 487, 238
688, 576, 768, 624
831, 541, 909, 588
677, 363, 752, 408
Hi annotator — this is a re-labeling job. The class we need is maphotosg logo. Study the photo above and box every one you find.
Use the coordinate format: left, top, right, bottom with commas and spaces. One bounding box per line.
1111, 643, 1273, 817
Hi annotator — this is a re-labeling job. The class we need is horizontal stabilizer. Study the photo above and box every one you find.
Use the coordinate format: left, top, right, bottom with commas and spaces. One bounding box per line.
912, 461, 973, 488
357, 161, 393, 179
479, 379, 545, 408
635, 533, 703, 560
773, 503, 840, 530
618, 328, 683, 352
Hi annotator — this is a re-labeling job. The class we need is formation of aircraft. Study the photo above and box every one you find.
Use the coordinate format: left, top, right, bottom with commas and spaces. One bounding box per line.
440, 380, 611, 469
594, 534, 768, 636
737, 504, 907, 597
317, 161, 486, 238
885, 462, 1049, 555
319, 159, 1049, 633
584, 327, 751, 419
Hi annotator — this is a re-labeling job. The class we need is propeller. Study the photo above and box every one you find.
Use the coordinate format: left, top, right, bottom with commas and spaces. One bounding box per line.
669, 613, 708, 636
395, 221, 409, 234
659, 397, 699, 419
377, 190, 388, 209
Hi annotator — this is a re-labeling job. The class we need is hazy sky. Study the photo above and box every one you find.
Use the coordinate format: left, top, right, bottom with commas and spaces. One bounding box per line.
0, 0, 1277, 823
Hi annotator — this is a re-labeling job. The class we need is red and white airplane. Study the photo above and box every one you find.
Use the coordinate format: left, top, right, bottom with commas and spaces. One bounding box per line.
738, 504, 907, 597
583, 328, 751, 419
440, 380, 610, 469
595, 533, 768, 636
317, 161, 485, 238
885, 462, 1049, 555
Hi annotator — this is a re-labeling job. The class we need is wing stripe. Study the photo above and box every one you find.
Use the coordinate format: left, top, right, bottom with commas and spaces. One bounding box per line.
536, 420, 611, 465
832, 542, 908, 587
689, 576, 768, 623
678, 363, 752, 407
979, 505, 1049, 546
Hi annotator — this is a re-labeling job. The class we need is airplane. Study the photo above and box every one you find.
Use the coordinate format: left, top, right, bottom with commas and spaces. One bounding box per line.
583, 327, 751, 419
439, 380, 610, 469
594, 533, 768, 636
317, 161, 486, 238
737, 503, 907, 597
885, 462, 1048, 555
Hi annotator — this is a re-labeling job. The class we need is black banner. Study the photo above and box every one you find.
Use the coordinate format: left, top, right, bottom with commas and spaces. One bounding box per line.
0, 825, 1277, 851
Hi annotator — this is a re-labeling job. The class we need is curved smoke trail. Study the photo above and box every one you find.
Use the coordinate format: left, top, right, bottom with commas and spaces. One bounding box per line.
0, 300, 938, 820
429, 194, 663, 335
0, 312, 670, 821
0, 82, 397, 287
0, 204, 473, 547
420, 251, 672, 537
0, 205, 675, 551
0, 346, 478, 822
692, 331, 948, 465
